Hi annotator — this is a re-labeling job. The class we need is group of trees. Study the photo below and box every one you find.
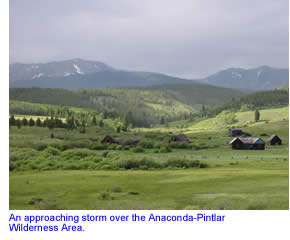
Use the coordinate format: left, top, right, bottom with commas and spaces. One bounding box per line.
9, 115, 66, 130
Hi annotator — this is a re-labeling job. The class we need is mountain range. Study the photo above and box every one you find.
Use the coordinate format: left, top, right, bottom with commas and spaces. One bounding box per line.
198, 65, 289, 91
9, 59, 289, 90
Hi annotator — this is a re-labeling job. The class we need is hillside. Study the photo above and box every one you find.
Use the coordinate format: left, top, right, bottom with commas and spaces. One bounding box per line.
197, 65, 288, 91
185, 106, 289, 132
9, 84, 244, 127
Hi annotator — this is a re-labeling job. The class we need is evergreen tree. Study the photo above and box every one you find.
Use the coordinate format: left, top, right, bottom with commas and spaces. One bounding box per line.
22, 118, 28, 126
36, 118, 42, 127
29, 118, 35, 127
47, 118, 55, 129
92, 115, 97, 125
99, 119, 104, 128
254, 109, 260, 122
43, 117, 48, 127
9, 115, 16, 126
16, 119, 21, 129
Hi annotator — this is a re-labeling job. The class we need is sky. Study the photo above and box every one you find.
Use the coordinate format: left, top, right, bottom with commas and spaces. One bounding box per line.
9, 0, 289, 78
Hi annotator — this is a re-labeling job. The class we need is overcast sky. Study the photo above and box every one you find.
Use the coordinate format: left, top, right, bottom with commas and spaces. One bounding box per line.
10, 0, 289, 78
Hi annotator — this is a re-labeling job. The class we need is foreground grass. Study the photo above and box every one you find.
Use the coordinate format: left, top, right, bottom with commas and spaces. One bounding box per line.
10, 166, 288, 210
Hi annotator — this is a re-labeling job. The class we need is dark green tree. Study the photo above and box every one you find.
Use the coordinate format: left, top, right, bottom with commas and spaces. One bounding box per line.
254, 109, 260, 122
99, 119, 104, 128
36, 118, 42, 127
9, 115, 16, 126
22, 118, 28, 126
16, 119, 21, 129
92, 115, 97, 125
29, 118, 35, 127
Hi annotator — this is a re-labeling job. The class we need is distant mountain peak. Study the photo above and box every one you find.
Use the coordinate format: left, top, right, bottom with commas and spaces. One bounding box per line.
199, 66, 288, 91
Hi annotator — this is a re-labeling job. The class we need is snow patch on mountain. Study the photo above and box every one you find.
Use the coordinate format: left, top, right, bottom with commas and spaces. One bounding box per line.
231, 72, 242, 79
64, 72, 71, 76
32, 73, 44, 79
73, 64, 83, 74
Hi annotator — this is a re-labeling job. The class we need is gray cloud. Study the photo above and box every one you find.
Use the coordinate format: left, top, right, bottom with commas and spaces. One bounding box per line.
10, 0, 289, 78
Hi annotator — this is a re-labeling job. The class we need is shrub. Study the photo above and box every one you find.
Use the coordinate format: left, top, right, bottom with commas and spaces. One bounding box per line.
42, 147, 61, 156
170, 142, 192, 149
108, 145, 117, 150
154, 143, 161, 149
128, 192, 139, 195
112, 186, 122, 193
138, 141, 154, 149
117, 159, 141, 169
99, 192, 113, 200
116, 145, 123, 150
36, 143, 48, 151
123, 145, 130, 150
61, 149, 91, 160
132, 146, 145, 153
89, 144, 108, 150
49, 143, 69, 151
159, 145, 171, 153
66, 140, 91, 149
102, 151, 109, 158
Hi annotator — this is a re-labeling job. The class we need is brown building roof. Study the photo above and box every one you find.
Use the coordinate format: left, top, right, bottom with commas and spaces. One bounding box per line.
229, 137, 265, 145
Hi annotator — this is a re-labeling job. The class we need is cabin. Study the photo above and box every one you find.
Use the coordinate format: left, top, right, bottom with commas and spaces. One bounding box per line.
229, 128, 244, 137
169, 136, 191, 143
101, 135, 119, 144
267, 135, 282, 145
229, 137, 265, 150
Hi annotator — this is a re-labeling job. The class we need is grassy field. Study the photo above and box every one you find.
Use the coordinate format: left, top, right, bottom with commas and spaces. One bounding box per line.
9, 113, 289, 210
10, 166, 288, 210
185, 106, 289, 132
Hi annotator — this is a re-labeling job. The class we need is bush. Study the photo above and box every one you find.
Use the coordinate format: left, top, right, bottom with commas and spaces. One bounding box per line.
132, 146, 145, 153
112, 186, 122, 192
99, 192, 113, 200
89, 144, 108, 150
159, 145, 171, 153
49, 143, 69, 151
170, 142, 192, 149
116, 145, 123, 150
66, 140, 91, 149
108, 145, 117, 150
154, 143, 161, 149
61, 149, 91, 160
123, 145, 130, 150
36, 143, 48, 151
102, 151, 109, 158
138, 141, 154, 149
41, 147, 61, 156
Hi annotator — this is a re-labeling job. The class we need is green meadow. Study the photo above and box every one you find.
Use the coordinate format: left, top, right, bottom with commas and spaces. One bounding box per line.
9, 114, 289, 210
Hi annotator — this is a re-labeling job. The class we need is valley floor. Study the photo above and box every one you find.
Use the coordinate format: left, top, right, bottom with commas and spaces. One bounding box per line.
10, 165, 288, 210
9, 112, 289, 210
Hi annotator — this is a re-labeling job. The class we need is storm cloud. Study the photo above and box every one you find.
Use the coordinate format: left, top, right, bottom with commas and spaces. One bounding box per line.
10, 0, 289, 78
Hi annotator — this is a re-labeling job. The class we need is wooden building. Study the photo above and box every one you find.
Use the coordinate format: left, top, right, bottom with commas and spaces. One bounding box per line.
169, 136, 191, 143
101, 135, 119, 144
267, 135, 282, 145
229, 137, 265, 150
228, 128, 244, 137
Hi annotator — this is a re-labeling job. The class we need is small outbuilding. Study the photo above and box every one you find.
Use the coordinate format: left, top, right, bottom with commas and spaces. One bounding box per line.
101, 135, 119, 144
229, 137, 265, 150
229, 128, 244, 137
267, 135, 282, 145
169, 136, 191, 143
